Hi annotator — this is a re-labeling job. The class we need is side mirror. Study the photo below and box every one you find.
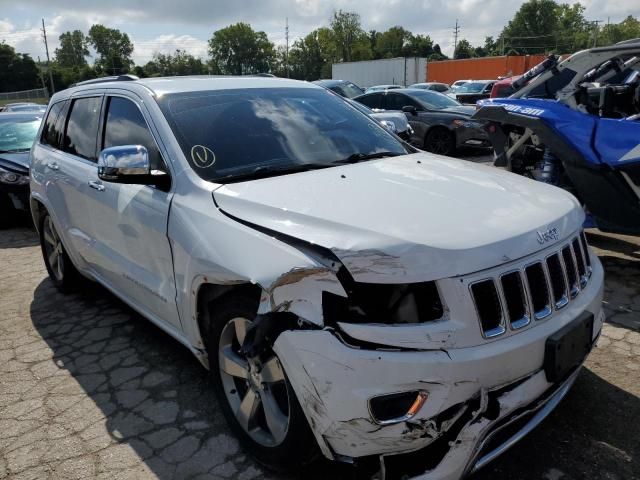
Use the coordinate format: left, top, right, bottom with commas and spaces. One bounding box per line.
402, 105, 418, 115
98, 145, 168, 188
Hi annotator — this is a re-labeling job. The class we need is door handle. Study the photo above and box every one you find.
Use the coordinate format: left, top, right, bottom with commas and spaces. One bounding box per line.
46, 162, 59, 171
88, 180, 105, 192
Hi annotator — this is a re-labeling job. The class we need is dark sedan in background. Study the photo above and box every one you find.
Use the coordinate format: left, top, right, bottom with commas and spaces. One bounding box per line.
0, 112, 42, 226
312, 79, 365, 99
354, 89, 489, 156
449, 79, 496, 104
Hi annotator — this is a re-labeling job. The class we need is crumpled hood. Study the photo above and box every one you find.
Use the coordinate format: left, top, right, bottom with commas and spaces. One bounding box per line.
213, 153, 583, 282
0, 152, 29, 173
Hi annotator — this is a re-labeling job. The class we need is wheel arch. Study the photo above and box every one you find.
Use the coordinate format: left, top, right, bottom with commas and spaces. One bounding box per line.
194, 282, 262, 367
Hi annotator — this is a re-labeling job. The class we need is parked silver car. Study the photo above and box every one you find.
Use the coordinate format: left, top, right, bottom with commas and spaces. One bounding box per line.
409, 82, 451, 94
30, 75, 604, 480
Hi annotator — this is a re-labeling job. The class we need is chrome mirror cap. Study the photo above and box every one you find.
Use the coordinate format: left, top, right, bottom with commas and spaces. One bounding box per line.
98, 145, 150, 181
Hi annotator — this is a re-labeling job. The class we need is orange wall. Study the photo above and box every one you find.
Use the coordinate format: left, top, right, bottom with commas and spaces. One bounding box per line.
427, 55, 549, 84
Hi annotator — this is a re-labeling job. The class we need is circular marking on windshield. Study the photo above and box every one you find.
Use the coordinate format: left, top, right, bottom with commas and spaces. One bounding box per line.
190, 145, 216, 168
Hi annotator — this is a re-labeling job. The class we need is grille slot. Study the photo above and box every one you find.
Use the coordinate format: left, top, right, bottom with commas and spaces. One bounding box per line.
580, 232, 592, 270
524, 263, 551, 320
572, 238, 588, 287
471, 280, 505, 337
562, 245, 579, 297
500, 272, 529, 329
470, 232, 592, 339
546, 254, 568, 309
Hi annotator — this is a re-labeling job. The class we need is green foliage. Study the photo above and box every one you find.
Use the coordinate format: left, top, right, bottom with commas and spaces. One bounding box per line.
600, 16, 640, 46
374, 26, 410, 58
0, 43, 41, 92
87, 24, 134, 74
330, 10, 366, 62
143, 49, 206, 77
454, 39, 476, 59
208, 22, 275, 75
55, 30, 89, 68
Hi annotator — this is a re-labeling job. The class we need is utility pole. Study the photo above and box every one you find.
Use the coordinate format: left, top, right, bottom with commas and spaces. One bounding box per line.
591, 19, 603, 47
285, 17, 290, 78
453, 19, 460, 59
41, 18, 55, 94
37, 56, 46, 90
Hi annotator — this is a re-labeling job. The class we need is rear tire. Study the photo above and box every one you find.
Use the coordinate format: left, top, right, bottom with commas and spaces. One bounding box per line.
204, 294, 318, 472
39, 212, 80, 293
424, 128, 455, 156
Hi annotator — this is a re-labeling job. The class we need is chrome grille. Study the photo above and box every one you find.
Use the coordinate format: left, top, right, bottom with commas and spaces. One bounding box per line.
472, 232, 592, 338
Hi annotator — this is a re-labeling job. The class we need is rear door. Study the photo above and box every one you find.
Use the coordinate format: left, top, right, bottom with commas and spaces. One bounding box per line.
84, 94, 180, 330
45, 95, 103, 262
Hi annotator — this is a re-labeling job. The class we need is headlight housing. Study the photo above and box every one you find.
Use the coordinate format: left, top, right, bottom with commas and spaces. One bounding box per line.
323, 279, 444, 325
452, 119, 482, 129
0, 168, 29, 185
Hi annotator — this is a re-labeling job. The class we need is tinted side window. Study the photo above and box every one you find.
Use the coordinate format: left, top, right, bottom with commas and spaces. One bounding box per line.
385, 93, 419, 111
433, 84, 448, 92
356, 93, 382, 109
63, 97, 101, 160
41, 101, 65, 148
102, 97, 163, 170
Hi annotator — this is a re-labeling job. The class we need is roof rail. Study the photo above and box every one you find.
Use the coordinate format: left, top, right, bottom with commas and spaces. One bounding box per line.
71, 74, 139, 88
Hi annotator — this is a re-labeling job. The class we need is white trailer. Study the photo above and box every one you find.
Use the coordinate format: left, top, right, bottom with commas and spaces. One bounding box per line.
331, 57, 428, 88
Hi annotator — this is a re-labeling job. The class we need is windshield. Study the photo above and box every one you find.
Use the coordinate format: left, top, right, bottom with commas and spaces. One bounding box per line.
339, 83, 364, 99
456, 82, 487, 94
408, 90, 462, 109
158, 87, 408, 183
0, 117, 41, 152
9, 105, 45, 112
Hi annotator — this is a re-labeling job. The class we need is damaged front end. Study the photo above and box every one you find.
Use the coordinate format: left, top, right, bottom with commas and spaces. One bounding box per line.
202, 164, 603, 478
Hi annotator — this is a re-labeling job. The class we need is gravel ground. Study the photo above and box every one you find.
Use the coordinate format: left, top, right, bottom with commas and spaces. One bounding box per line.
0, 217, 638, 480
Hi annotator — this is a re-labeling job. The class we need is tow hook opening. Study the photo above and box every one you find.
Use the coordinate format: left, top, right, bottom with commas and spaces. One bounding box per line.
369, 391, 429, 425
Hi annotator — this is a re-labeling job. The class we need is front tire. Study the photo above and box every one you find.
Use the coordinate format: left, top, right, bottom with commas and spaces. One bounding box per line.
424, 127, 455, 156
204, 294, 318, 472
39, 212, 80, 293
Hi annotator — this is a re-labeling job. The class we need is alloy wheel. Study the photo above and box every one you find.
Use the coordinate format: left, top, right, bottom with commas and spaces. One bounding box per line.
43, 216, 64, 282
218, 317, 290, 447
426, 130, 453, 155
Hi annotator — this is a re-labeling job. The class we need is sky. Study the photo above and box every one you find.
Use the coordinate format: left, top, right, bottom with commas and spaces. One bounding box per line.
0, 0, 639, 65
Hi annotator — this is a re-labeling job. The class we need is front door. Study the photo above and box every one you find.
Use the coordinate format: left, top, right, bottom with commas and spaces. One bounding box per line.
84, 94, 181, 331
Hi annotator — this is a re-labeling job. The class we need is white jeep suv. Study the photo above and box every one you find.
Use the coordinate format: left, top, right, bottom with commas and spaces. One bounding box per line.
30, 75, 605, 479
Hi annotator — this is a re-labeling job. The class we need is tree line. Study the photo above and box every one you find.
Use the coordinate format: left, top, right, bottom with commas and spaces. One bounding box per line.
1, 0, 639, 93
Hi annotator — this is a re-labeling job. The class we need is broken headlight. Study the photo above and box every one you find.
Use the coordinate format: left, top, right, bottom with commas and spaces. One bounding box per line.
323, 279, 444, 325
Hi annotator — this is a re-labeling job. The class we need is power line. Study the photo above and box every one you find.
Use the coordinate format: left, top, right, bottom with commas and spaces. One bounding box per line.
285, 17, 289, 78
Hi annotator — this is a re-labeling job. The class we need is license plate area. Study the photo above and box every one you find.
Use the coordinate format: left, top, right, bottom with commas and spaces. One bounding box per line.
544, 312, 594, 383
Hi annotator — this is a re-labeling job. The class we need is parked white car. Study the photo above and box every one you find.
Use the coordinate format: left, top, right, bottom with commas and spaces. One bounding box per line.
30, 75, 605, 480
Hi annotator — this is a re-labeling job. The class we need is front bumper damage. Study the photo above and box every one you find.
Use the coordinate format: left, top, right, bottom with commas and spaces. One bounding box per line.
272, 259, 604, 479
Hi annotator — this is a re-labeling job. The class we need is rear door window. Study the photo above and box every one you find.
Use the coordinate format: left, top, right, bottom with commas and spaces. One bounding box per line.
41, 101, 66, 148
63, 97, 102, 160
356, 93, 383, 109
102, 96, 163, 170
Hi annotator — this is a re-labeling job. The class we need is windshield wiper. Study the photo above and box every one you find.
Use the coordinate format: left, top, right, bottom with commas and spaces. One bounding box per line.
0, 148, 30, 154
333, 151, 403, 164
216, 162, 333, 183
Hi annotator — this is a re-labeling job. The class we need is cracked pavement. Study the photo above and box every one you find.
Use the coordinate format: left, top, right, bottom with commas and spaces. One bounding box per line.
0, 223, 638, 480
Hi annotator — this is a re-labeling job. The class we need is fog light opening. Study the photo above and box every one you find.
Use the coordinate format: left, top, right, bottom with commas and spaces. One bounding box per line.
369, 391, 428, 425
